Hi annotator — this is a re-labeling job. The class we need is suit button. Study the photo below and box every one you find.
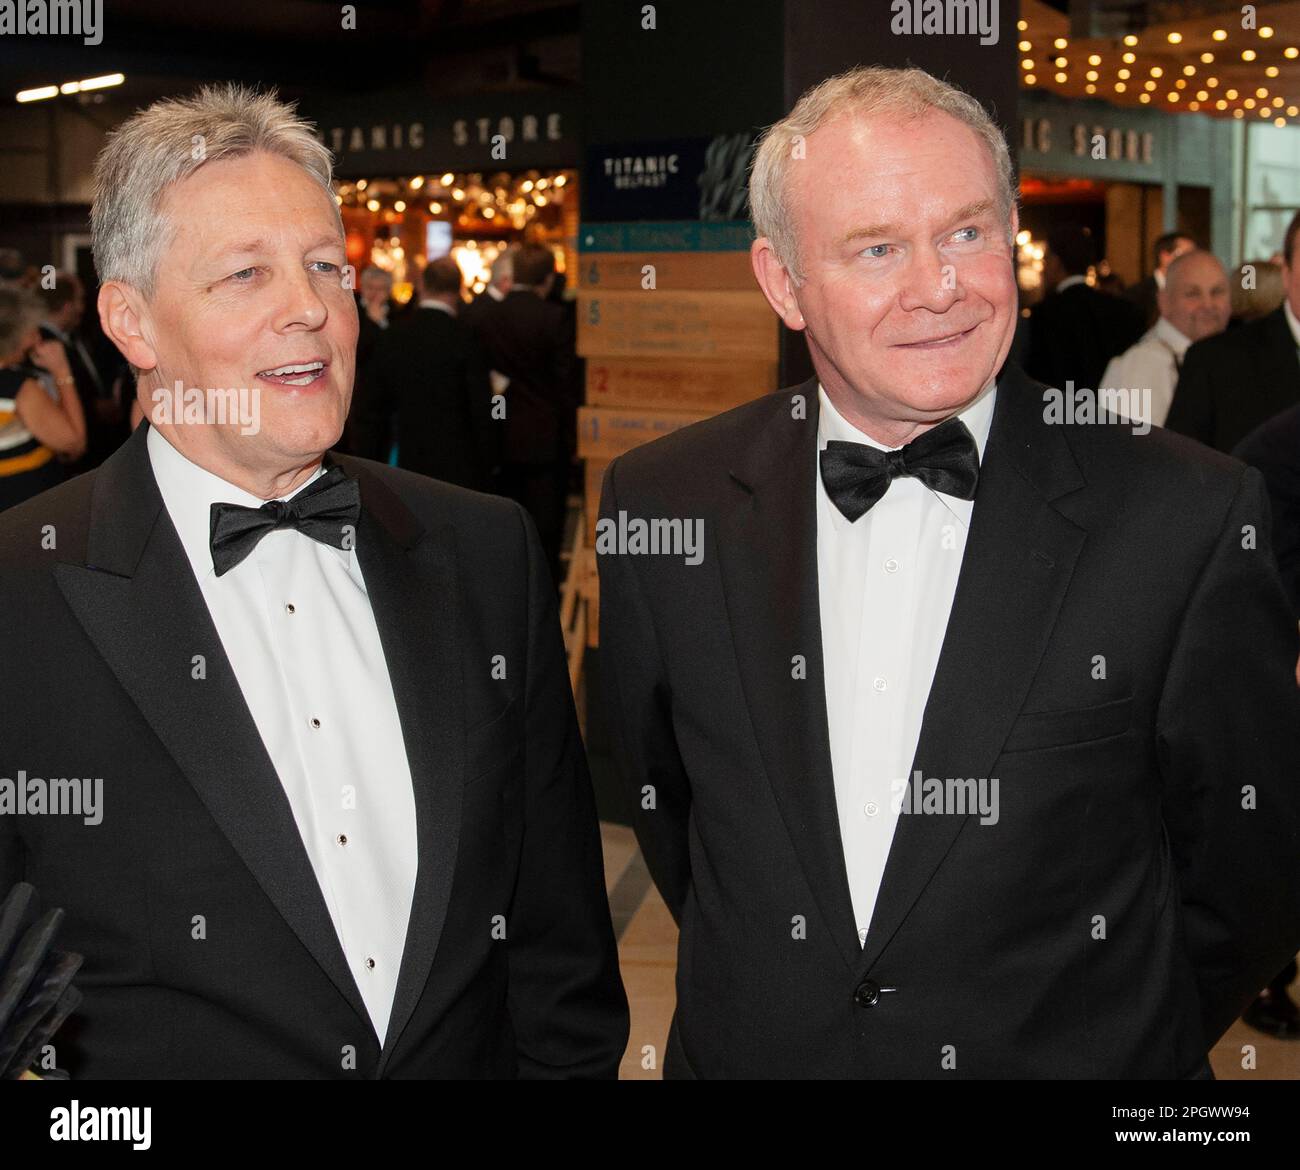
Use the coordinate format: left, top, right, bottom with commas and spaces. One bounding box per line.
854, 980, 881, 1008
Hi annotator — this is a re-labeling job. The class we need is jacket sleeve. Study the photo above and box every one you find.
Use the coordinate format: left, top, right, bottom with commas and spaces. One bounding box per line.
505, 502, 629, 1078
597, 458, 694, 923
1156, 465, 1300, 1046
1164, 345, 1216, 446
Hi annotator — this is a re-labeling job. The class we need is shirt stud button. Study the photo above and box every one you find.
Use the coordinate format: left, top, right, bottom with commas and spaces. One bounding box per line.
309, 717, 321, 729
864, 801, 879, 817
365, 957, 376, 970
884, 557, 899, 573
872, 677, 887, 693
285, 602, 296, 614
336, 833, 348, 846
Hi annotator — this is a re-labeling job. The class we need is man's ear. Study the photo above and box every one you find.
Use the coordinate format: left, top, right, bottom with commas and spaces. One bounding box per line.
98, 281, 158, 371
751, 238, 806, 331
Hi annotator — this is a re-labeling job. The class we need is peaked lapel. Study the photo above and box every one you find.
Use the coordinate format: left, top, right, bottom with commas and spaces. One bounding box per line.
333, 455, 466, 1074
716, 379, 862, 971
858, 363, 1087, 973
53, 424, 466, 1069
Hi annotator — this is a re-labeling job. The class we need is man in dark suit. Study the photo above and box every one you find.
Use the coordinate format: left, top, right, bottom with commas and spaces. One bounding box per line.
1234, 403, 1300, 1038
1025, 223, 1145, 395
599, 65, 1300, 1079
1166, 211, 1300, 454
355, 257, 495, 491
1125, 231, 1197, 330
460, 246, 515, 335
0, 85, 626, 1079
468, 242, 577, 584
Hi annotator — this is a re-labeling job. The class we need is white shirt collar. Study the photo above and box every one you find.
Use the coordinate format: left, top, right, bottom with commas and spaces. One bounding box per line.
486, 285, 506, 302
816, 378, 996, 528
1153, 315, 1192, 355
817, 378, 997, 464
1056, 274, 1089, 293
146, 424, 334, 582
1284, 298, 1300, 350
418, 298, 456, 315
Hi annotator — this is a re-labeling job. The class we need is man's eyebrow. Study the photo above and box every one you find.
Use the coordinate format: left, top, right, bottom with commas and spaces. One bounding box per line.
209, 234, 344, 260
838, 200, 997, 248
840, 222, 901, 246
210, 238, 269, 260
947, 199, 995, 225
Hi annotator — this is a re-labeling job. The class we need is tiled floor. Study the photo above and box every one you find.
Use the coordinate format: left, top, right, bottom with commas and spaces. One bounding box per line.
599, 823, 1300, 1080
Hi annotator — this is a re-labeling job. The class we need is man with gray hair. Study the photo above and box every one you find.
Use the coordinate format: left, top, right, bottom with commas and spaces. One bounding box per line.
599, 65, 1300, 1078
0, 84, 626, 1079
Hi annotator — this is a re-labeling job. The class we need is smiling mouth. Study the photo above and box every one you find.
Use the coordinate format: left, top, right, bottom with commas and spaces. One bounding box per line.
256, 360, 327, 386
896, 324, 979, 350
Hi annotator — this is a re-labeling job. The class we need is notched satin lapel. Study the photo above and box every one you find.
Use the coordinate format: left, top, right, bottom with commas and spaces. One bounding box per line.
338, 460, 466, 1072
859, 366, 1088, 973
717, 383, 862, 971
716, 370, 1089, 978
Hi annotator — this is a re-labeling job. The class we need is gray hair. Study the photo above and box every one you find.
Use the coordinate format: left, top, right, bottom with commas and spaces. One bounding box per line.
749, 65, 1017, 285
0, 286, 44, 362
92, 83, 338, 298
359, 266, 393, 287
489, 247, 515, 286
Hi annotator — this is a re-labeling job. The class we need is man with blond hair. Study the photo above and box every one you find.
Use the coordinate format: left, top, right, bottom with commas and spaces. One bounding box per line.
0, 84, 627, 1079
599, 65, 1300, 1078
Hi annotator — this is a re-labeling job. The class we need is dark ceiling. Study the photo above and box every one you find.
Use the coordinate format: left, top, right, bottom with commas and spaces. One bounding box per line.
0, 0, 580, 102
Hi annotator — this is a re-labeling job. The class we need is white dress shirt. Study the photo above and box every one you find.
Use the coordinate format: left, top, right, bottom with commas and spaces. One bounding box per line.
1099, 315, 1192, 428
147, 426, 417, 1043
816, 381, 996, 947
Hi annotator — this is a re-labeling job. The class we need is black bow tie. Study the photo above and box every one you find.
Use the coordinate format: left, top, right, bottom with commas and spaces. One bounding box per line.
819, 416, 980, 523
209, 465, 361, 577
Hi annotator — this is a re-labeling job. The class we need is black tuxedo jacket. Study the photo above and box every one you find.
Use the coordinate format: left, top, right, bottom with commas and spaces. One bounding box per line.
598, 362, 1300, 1079
0, 422, 627, 1078
354, 307, 495, 490
465, 289, 577, 466
1167, 306, 1300, 454
1026, 281, 1145, 394
1234, 403, 1300, 619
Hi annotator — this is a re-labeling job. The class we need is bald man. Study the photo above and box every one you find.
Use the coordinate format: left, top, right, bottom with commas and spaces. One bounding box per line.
1100, 250, 1231, 429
